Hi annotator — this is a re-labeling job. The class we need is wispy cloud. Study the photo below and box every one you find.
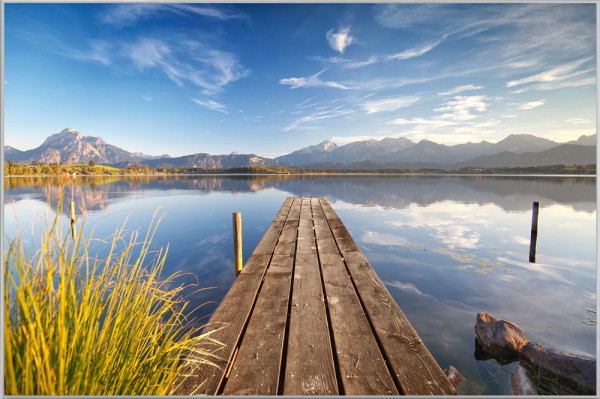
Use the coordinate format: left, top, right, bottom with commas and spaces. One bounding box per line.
373, 3, 595, 98
100, 3, 244, 27
438, 84, 483, 96
326, 27, 355, 54
386, 39, 443, 60
507, 57, 594, 88
279, 69, 350, 90
510, 77, 595, 94
361, 96, 420, 113
119, 39, 249, 95
312, 40, 442, 69
434, 95, 489, 121
125, 38, 170, 70
388, 117, 457, 128
191, 98, 228, 113
374, 3, 453, 29
565, 118, 591, 125
518, 100, 545, 110
284, 105, 354, 132
55, 39, 113, 66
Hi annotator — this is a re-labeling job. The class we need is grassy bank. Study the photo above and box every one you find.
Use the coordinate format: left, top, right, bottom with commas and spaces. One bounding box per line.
4, 200, 220, 395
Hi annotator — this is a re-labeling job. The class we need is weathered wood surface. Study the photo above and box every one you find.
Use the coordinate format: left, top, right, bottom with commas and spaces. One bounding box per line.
175, 197, 456, 396
283, 199, 337, 395
320, 198, 456, 395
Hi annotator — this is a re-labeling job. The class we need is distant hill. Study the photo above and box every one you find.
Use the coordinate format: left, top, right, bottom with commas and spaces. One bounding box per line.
133, 152, 172, 160
139, 152, 281, 169
277, 133, 591, 167
276, 140, 338, 165
451, 144, 597, 169
4, 146, 23, 157
492, 134, 559, 153
276, 137, 414, 165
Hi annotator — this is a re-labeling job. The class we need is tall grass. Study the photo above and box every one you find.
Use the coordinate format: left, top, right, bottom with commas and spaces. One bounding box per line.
4, 199, 221, 395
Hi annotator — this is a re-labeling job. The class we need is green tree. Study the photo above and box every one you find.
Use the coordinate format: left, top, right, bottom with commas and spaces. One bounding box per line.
88, 160, 97, 167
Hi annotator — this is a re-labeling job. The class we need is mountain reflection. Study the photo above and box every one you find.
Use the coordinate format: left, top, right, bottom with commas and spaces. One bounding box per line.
4, 174, 596, 215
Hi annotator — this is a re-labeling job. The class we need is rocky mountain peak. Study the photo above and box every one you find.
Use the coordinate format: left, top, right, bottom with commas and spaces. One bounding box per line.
319, 140, 338, 152
43, 128, 83, 146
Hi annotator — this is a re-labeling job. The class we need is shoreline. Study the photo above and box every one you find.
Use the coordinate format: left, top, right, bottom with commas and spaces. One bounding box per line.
3, 173, 597, 178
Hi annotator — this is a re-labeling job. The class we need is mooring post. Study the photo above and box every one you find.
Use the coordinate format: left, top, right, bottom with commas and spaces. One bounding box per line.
233, 212, 243, 275
529, 201, 539, 263
311, 178, 314, 198
70, 201, 76, 240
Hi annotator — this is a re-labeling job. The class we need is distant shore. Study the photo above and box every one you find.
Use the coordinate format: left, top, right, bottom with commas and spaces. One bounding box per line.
3, 162, 596, 177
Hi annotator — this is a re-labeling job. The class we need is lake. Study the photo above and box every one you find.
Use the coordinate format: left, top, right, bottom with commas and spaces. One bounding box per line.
3, 174, 596, 395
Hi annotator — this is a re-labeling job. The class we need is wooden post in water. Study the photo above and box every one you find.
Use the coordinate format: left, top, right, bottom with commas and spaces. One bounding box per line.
233, 212, 243, 275
529, 201, 539, 263
70, 201, 76, 240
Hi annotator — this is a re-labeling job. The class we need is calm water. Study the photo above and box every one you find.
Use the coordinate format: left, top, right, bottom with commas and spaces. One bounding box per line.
3, 175, 596, 395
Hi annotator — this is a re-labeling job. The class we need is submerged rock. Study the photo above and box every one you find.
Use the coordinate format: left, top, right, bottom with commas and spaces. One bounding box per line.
521, 341, 596, 394
511, 364, 537, 395
474, 313, 527, 355
443, 365, 465, 388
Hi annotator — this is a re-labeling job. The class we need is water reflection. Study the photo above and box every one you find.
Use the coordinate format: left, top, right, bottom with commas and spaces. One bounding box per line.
4, 174, 596, 214
3, 175, 596, 395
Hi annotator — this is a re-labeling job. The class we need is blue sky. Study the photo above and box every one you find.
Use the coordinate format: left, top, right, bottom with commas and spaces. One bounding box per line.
3, 3, 597, 157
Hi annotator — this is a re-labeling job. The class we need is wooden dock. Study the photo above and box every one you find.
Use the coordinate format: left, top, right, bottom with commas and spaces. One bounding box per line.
174, 197, 456, 396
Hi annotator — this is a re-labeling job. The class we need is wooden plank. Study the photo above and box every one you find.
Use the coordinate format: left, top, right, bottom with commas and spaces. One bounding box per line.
287, 197, 301, 220
312, 198, 397, 394
274, 199, 301, 256
173, 199, 293, 395
283, 200, 338, 395
296, 199, 317, 255
222, 254, 295, 395
320, 198, 456, 395
313, 221, 339, 254
314, 200, 398, 395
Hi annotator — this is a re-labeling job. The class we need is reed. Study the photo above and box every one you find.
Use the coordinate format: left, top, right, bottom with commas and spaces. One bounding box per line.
4, 198, 221, 395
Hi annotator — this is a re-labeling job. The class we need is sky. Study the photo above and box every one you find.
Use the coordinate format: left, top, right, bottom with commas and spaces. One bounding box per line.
3, 2, 597, 158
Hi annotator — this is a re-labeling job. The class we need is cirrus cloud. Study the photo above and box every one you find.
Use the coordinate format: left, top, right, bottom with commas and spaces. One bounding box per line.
279, 69, 350, 90
361, 96, 420, 113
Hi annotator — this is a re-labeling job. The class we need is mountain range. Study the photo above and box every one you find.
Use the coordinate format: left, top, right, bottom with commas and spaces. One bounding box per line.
3, 128, 597, 170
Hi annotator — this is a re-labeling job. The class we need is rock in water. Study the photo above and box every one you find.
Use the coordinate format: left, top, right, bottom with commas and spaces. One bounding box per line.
521, 342, 596, 394
444, 365, 465, 388
511, 364, 537, 395
474, 313, 527, 355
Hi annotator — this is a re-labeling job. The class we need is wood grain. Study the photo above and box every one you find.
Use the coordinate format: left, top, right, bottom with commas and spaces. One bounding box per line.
283, 199, 337, 395
320, 198, 456, 395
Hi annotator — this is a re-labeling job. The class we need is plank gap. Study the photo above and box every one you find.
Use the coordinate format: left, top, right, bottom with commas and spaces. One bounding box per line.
319, 198, 406, 395
312, 200, 345, 395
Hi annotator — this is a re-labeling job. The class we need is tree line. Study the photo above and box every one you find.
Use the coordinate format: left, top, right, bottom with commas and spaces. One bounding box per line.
4, 161, 595, 176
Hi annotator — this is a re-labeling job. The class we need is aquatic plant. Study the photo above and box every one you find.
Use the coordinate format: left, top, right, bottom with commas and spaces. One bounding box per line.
4, 199, 221, 395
